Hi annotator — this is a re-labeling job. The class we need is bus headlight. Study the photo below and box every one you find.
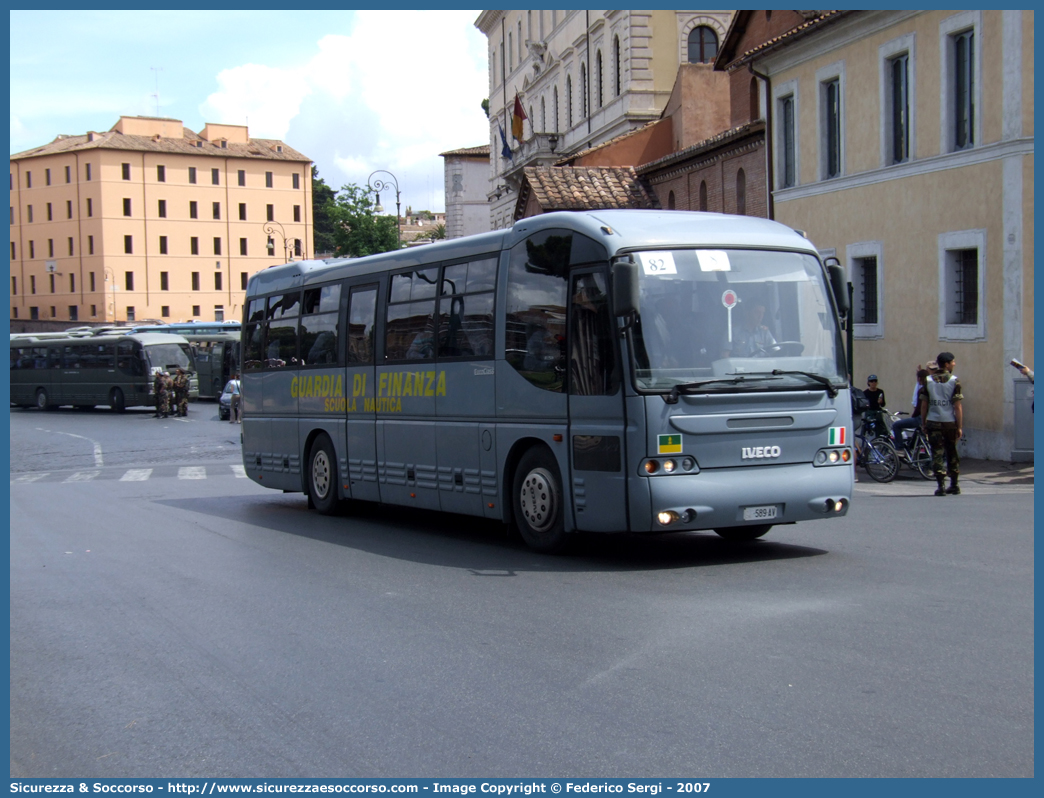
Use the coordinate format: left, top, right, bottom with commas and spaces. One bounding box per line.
814, 447, 851, 466
657, 510, 679, 525
645, 460, 660, 474
662, 459, 676, 473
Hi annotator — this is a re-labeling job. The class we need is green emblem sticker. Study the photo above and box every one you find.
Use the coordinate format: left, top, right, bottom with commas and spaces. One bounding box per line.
658, 434, 683, 454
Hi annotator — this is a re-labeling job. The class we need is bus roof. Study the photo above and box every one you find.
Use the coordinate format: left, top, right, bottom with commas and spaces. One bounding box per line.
245, 210, 819, 298
10, 331, 192, 347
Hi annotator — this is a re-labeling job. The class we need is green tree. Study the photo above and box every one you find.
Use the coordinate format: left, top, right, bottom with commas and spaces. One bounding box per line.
311, 166, 338, 256
428, 223, 446, 240
330, 183, 399, 258
481, 98, 490, 119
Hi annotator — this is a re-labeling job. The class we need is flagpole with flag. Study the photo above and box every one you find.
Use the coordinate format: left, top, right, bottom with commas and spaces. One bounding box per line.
497, 121, 512, 161
511, 92, 528, 142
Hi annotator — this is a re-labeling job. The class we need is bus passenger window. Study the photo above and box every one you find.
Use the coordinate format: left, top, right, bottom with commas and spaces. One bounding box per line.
243, 323, 264, 371
347, 287, 377, 364
438, 257, 496, 358
570, 272, 618, 396
300, 313, 338, 366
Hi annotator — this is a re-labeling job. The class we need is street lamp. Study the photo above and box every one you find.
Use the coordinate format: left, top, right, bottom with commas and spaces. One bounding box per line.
367, 170, 401, 247
263, 221, 293, 263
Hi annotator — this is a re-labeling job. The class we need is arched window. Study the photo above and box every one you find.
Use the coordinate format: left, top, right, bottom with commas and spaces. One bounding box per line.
566, 75, 573, 127
580, 63, 588, 117
596, 50, 603, 108
554, 85, 560, 132
614, 36, 621, 97
687, 25, 718, 64
668, 191, 676, 210
699, 181, 708, 212
736, 169, 746, 215
749, 77, 760, 122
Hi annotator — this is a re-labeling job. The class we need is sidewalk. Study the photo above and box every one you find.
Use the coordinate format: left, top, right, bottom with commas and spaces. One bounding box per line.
856, 457, 1034, 494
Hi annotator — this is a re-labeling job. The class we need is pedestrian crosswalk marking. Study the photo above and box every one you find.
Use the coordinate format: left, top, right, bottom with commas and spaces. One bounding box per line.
64, 471, 100, 482
120, 469, 153, 482
178, 467, 207, 480
231, 464, 247, 478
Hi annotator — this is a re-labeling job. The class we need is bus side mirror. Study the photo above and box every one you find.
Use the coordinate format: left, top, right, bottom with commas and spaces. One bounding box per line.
612, 261, 639, 318
825, 258, 849, 317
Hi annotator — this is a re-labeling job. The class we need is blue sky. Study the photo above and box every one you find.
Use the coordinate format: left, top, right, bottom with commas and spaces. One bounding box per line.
9, 9, 491, 213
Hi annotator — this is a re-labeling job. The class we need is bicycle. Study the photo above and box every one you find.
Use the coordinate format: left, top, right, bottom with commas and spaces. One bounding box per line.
884, 409, 933, 480
854, 412, 899, 482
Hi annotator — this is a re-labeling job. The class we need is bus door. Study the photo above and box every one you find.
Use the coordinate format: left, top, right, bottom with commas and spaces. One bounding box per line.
344, 283, 381, 502
567, 268, 628, 532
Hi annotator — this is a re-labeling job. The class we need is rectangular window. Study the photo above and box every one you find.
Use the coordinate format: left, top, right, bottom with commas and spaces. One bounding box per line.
67, 200, 73, 219
239, 203, 247, 221
293, 205, 301, 222
855, 256, 878, 324
10, 206, 14, 225
69, 306, 78, 321
189, 200, 198, 219
31, 275, 36, 294
69, 273, 75, 292
90, 272, 96, 291
123, 198, 132, 216
49, 274, 55, 293
241, 272, 248, 290
160, 272, 169, 291
126, 306, 135, 322
214, 306, 224, 322
11, 307, 16, 319
949, 248, 978, 325
45, 168, 51, 186
48, 239, 54, 258
211, 168, 220, 185
90, 305, 96, 317
30, 306, 38, 320
890, 54, 910, 163
122, 163, 131, 180
67, 237, 74, 256
161, 306, 170, 318
824, 78, 841, 178
29, 241, 35, 259
124, 235, 133, 255
293, 173, 300, 190
188, 166, 197, 184
780, 95, 796, 187
238, 169, 246, 186
26, 172, 31, 188
215, 272, 223, 291
9, 241, 14, 260
266, 171, 273, 188
125, 272, 134, 291
239, 238, 248, 256
192, 305, 201, 317
158, 199, 167, 218
85, 163, 91, 181
65, 166, 71, 183
88, 236, 94, 255
954, 30, 975, 150
213, 237, 222, 256
27, 205, 33, 223
294, 239, 301, 257
11, 276, 16, 295
213, 201, 221, 220
49, 306, 55, 318
47, 202, 53, 221
191, 237, 199, 255
266, 204, 274, 222
86, 198, 93, 217
939, 229, 986, 340
192, 272, 200, 291
159, 236, 168, 255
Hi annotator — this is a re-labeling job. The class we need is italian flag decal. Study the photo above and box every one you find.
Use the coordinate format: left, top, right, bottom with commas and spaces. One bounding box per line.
828, 426, 847, 446
658, 434, 683, 454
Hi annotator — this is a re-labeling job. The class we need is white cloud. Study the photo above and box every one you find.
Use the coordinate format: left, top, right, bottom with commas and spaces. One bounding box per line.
200, 63, 313, 139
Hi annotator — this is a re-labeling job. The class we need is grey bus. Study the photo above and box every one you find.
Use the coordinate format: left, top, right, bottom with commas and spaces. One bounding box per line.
131, 323, 241, 399
10, 331, 198, 411
240, 210, 854, 552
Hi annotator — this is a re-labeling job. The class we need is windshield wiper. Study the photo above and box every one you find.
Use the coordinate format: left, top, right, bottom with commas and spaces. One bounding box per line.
665, 374, 782, 403
767, 369, 839, 398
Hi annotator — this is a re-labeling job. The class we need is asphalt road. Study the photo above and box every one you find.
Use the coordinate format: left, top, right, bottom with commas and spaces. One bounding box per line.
8, 404, 1035, 778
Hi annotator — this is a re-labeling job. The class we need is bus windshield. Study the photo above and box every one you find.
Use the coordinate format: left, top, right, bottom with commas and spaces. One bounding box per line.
144, 342, 195, 374
631, 248, 846, 393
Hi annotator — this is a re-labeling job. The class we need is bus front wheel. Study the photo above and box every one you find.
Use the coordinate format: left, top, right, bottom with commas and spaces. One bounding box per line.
109, 388, 126, 413
307, 435, 340, 515
714, 525, 772, 542
35, 388, 52, 410
512, 447, 570, 553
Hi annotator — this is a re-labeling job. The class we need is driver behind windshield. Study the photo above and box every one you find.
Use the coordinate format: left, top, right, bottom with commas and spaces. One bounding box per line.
720, 301, 776, 358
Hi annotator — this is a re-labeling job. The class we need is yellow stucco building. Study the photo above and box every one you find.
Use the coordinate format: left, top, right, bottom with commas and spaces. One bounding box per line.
738, 10, 1033, 460
10, 115, 313, 326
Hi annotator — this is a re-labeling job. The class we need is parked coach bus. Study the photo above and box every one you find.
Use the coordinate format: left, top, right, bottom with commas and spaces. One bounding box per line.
131, 323, 240, 399
240, 210, 854, 552
10, 331, 198, 411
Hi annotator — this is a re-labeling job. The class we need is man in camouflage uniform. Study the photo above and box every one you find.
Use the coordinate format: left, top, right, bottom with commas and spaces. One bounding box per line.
173, 368, 189, 417
154, 371, 172, 419
920, 351, 963, 496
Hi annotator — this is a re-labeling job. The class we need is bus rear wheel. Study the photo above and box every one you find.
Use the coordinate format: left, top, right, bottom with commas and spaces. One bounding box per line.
35, 388, 52, 410
307, 435, 340, 515
109, 388, 126, 413
714, 524, 772, 542
512, 447, 570, 553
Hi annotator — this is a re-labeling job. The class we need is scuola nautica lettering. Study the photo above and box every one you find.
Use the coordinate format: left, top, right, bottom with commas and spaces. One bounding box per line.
742, 445, 781, 459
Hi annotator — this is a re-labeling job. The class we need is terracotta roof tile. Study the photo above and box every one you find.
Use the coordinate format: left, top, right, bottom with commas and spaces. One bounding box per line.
553, 122, 659, 166
728, 11, 847, 69
519, 166, 660, 217
440, 144, 490, 157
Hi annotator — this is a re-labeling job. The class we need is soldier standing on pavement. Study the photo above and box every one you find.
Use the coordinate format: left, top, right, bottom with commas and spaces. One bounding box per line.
154, 371, 172, 419
920, 352, 963, 496
173, 368, 189, 417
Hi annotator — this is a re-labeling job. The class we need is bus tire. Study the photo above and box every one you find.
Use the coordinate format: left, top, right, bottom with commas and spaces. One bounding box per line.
35, 388, 52, 410
512, 446, 570, 553
109, 388, 126, 413
307, 435, 340, 515
714, 524, 772, 542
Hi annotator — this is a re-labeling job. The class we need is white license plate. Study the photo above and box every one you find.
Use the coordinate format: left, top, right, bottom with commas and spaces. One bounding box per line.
743, 505, 778, 521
